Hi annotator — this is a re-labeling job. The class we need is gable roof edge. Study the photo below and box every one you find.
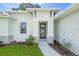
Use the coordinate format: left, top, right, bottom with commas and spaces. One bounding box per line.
54, 4, 79, 20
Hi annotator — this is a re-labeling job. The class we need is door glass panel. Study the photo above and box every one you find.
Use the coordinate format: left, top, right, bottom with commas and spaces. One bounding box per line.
40, 23, 46, 39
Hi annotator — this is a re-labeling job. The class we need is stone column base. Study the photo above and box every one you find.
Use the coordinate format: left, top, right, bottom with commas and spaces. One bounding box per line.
34, 36, 54, 44
47, 36, 54, 44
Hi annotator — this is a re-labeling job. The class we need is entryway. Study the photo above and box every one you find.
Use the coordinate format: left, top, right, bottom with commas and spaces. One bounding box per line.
39, 22, 47, 39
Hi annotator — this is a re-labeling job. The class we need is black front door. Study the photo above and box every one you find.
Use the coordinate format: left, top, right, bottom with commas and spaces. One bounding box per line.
40, 23, 46, 39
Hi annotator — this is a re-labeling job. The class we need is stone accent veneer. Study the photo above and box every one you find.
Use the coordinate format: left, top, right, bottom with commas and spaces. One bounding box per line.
47, 36, 54, 43
0, 35, 13, 44
34, 36, 54, 43
33, 36, 39, 43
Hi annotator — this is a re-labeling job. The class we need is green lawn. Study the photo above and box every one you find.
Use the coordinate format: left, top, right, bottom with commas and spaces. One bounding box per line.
0, 44, 43, 56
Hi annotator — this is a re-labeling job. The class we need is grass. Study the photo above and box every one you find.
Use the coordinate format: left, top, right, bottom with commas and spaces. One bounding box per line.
0, 44, 43, 56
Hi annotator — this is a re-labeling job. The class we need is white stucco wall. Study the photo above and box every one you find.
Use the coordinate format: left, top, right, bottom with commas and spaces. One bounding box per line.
33, 10, 54, 43
10, 12, 33, 42
8, 18, 13, 35
55, 10, 79, 55
2, 10, 54, 43
0, 17, 13, 43
0, 18, 8, 36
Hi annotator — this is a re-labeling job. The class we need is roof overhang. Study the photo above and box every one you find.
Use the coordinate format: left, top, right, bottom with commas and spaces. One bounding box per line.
0, 16, 11, 18
6, 10, 32, 14
54, 3, 79, 21
26, 8, 59, 10
26, 8, 60, 13
0, 16, 17, 20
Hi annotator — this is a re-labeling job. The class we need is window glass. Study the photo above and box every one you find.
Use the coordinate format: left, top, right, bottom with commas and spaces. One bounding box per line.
20, 22, 26, 33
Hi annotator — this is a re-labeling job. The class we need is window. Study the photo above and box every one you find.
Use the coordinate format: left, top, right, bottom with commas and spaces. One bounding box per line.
20, 22, 26, 33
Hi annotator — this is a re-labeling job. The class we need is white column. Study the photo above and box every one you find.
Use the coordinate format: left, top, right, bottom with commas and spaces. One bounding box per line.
32, 11, 39, 43
47, 11, 54, 43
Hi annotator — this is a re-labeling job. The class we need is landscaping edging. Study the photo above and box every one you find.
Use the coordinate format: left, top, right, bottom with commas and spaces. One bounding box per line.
49, 40, 77, 56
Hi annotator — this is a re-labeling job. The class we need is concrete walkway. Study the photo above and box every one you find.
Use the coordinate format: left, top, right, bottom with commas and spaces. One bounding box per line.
38, 41, 61, 56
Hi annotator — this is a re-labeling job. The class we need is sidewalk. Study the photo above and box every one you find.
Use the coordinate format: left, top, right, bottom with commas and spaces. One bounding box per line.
38, 41, 61, 56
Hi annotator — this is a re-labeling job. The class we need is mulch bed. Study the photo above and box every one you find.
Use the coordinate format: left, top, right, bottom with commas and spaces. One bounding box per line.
0, 42, 27, 47
0, 42, 38, 47
49, 40, 77, 56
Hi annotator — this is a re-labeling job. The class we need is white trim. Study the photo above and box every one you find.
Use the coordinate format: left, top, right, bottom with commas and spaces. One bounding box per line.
5, 8, 59, 13
0, 16, 11, 18
6, 10, 32, 13
26, 8, 59, 11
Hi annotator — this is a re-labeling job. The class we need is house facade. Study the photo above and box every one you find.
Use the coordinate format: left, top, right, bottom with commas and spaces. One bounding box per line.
0, 4, 79, 55
54, 4, 79, 55
0, 8, 58, 44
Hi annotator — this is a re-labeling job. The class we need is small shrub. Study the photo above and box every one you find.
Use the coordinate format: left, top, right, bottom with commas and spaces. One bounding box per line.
63, 39, 71, 48
25, 35, 35, 46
